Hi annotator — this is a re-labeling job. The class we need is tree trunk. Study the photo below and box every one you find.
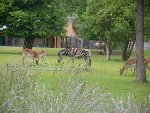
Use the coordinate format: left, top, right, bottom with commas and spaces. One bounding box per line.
106, 40, 111, 60
122, 38, 136, 61
23, 38, 35, 49
122, 38, 129, 61
136, 0, 146, 82
106, 45, 111, 60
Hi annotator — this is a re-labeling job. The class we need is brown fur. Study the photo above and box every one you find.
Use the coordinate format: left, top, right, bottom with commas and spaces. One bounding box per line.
36, 50, 46, 63
22, 49, 46, 65
120, 57, 150, 76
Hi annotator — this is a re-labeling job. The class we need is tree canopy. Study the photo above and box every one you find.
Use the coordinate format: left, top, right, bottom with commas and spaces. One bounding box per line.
5, 0, 66, 38
0, 0, 150, 50
0, 0, 67, 48
72, 0, 137, 60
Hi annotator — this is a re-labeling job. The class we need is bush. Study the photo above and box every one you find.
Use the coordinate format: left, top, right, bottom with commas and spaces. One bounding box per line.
0, 63, 150, 113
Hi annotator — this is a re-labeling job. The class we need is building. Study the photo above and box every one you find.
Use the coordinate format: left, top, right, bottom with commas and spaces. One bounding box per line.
0, 17, 83, 48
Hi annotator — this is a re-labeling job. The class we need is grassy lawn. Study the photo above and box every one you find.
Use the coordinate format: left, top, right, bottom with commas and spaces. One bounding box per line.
0, 46, 150, 103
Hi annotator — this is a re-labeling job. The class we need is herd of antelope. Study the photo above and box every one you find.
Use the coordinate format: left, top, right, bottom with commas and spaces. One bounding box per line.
21, 48, 150, 75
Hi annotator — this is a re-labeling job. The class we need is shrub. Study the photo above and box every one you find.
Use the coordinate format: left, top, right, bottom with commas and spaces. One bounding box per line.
0, 63, 150, 113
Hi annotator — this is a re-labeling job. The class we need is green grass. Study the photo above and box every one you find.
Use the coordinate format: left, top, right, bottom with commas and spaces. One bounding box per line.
0, 46, 150, 103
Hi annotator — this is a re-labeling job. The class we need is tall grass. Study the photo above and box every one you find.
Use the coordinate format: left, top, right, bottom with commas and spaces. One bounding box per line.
0, 63, 150, 113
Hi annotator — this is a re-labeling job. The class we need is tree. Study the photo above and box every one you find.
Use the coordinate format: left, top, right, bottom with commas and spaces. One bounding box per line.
0, 0, 66, 49
135, 0, 146, 82
121, 4, 150, 60
75, 0, 136, 60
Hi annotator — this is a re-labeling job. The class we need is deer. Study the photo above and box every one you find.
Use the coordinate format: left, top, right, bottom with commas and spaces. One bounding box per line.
22, 48, 46, 65
120, 57, 150, 76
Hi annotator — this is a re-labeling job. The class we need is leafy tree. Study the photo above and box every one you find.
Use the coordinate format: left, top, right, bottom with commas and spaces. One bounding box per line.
136, 0, 146, 82
75, 0, 136, 60
0, 0, 66, 49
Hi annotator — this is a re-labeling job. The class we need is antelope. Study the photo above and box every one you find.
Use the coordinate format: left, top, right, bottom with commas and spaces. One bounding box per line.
120, 57, 150, 76
36, 50, 46, 63
22, 48, 46, 65
58, 48, 91, 69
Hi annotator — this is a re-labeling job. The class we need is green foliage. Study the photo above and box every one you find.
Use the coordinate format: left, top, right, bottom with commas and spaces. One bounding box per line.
73, 0, 149, 42
144, 0, 150, 40
0, 0, 13, 25
0, 0, 66, 38
59, 0, 87, 16
76, 0, 136, 43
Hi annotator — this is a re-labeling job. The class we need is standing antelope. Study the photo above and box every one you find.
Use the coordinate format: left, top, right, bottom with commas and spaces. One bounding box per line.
58, 48, 91, 69
36, 50, 46, 63
22, 48, 46, 65
120, 57, 150, 76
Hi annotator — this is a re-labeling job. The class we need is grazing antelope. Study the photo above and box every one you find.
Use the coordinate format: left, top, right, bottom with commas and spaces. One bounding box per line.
58, 48, 91, 69
120, 57, 150, 76
22, 49, 46, 65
